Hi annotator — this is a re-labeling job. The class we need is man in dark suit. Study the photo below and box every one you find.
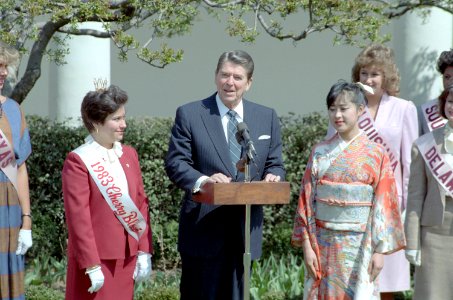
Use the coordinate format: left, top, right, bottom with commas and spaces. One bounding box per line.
165, 50, 285, 300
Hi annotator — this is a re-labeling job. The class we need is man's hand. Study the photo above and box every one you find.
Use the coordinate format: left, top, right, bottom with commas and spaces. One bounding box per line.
263, 173, 281, 182
204, 173, 232, 184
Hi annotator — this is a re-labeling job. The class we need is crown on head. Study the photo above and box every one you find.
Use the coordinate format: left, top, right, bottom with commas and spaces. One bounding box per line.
93, 78, 108, 92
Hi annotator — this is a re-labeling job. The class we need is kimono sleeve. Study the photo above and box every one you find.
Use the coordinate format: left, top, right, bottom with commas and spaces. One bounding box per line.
372, 151, 406, 254
291, 150, 316, 248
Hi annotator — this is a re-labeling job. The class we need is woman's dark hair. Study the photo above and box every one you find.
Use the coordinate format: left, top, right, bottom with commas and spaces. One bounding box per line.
438, 85, 453, 119
81, 85, 128, 132
326, 81, 367, 109
437, 49, 453, 74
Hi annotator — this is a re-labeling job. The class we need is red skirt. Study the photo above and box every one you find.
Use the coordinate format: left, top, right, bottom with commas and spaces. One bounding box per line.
65, 255, 137, 300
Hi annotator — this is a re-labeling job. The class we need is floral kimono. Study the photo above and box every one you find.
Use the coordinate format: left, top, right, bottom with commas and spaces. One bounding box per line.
291, 133, 405, 300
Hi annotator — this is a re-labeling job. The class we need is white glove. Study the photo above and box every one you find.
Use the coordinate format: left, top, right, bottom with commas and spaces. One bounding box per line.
405, 249, 421, 266
133, 252, 152, 283
16, 229, 32, 255
86, 266, 104, 293
400, 209, 406, 224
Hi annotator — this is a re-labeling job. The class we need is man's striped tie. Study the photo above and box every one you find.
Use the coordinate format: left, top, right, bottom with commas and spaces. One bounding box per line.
227, 110, 241, 174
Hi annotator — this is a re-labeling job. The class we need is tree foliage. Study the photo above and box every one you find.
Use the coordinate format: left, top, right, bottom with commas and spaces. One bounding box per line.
0, 0, 452, 103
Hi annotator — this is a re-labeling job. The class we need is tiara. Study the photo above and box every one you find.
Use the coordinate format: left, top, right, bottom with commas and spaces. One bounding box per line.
93, 78, 108, 92
355, 82, 374, 95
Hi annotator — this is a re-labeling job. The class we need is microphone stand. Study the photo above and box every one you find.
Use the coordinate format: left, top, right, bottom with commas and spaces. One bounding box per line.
243, 145, 252, 300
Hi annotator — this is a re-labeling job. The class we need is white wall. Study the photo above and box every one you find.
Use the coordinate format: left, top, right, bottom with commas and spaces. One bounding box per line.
20, 10, 452, 119
393, 8, 453, 103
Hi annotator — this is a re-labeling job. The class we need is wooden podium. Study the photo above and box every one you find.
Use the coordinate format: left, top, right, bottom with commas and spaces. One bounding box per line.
193, 181, 290, 205
193, 181, 291, 300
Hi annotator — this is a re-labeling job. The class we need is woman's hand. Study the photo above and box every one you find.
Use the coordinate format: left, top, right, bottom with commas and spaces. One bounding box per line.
302, 239, 320, 280
86, 265, 104, 293
15, 229, 32, 255
368, 253, 384, 282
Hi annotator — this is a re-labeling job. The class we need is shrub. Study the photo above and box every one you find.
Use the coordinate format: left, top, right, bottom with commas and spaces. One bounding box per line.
135, 286, 179, 300
261, 112, 327, 257
251, 253, 304, 300
25, 255, 66, 287
134, 269, 180, 300
25, 285, 64, 300
26, 112, 328, 267
26, 116, 183, 267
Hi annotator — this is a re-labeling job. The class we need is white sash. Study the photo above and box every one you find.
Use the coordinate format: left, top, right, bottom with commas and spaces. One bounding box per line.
357, 109, 399, 171
73, 143, 146, 241
415, 132, 453, 197
0, 129, 18, 192
421, 99, 447, 132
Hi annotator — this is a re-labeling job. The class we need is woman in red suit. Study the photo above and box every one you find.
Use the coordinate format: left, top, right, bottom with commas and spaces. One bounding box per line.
62, 84, 153, 300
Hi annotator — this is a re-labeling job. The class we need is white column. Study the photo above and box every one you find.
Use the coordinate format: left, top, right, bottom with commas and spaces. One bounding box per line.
392, 8, 453, 105
49, 22, 110, 126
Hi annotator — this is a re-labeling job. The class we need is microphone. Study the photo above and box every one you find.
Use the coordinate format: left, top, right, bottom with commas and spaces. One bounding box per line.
236, 122, 257, 161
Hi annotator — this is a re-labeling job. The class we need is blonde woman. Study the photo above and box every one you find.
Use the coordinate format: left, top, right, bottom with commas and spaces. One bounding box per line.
0, 41, 33, 300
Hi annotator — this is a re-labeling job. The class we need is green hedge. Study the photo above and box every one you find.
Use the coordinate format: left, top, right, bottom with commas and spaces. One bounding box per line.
26, 112, 327, 266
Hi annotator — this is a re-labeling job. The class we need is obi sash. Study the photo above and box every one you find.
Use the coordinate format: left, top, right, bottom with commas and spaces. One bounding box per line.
315, 182, 373, 232
421, 99, 447, 132
358, 109, 399, 172
415, 132, 453, 198
0, 128, 18, 192
73, 143, 146, 241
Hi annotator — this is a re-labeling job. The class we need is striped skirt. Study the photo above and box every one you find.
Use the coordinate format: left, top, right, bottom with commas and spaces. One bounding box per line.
0, 183, 25, 300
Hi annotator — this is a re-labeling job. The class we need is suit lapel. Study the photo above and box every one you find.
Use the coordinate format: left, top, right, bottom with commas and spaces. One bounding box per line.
200, 95, 236, 177
242, 100, 257, 134
240, 100, 262, 181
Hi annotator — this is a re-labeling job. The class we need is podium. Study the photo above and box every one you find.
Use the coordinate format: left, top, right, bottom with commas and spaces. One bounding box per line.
193, 181, 291, 300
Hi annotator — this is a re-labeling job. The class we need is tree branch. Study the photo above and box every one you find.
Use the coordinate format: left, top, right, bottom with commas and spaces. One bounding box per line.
256, 12, 314, 41
11, 19, 70, 103
57, 27, 112, 38
383, 0, 453, 18
203, 0, 245, 8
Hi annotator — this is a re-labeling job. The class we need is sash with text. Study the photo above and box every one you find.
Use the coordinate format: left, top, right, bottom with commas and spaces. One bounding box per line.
358, 109, 399, 171
421, 99, 447, 132
73, 145, 146, 241
416, 132, 453, 198
0, 129, 18, 192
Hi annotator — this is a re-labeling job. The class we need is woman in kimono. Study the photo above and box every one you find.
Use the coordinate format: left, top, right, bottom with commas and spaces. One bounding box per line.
63, 84, 153, 300
292, 81, 406, 299
326, 44, 418, 299
0, 42, 33, 300
405, 85, 453, 299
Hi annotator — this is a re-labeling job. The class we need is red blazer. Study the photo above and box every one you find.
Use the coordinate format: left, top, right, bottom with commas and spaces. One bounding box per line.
62, 145, 153, 270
